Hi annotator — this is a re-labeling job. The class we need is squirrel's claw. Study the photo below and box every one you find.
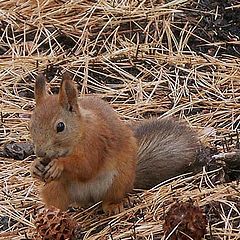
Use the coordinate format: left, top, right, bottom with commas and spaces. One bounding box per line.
102, 197, 133, 215
43, 159, 63, 182
30, 158, 46, 181
102, 202, 124, 215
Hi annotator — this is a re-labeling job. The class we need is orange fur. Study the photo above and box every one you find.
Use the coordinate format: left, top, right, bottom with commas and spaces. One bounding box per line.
30, 74, 137, 214
30, 74, 200, 214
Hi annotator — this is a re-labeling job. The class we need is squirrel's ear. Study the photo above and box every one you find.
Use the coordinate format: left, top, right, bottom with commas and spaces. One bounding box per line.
35, 74, 47, 106
59, 73, 79, 113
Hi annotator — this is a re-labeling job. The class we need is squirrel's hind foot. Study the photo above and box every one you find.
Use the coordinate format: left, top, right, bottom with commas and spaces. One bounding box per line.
102, 202, 124, 215
102, 197, 132, 215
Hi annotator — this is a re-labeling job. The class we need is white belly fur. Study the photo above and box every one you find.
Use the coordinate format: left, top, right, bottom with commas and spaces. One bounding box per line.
69, 170, 117, 205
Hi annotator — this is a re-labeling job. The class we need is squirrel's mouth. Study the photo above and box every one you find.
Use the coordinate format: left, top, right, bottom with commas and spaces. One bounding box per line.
37, 149, 70, 165
58, 149, 69, 158
46, 149, 70, 161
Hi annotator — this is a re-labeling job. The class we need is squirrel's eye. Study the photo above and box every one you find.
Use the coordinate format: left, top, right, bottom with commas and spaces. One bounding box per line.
56, 122, 65, 133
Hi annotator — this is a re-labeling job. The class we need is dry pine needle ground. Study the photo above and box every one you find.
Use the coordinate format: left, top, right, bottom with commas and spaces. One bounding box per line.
0, 0, 240, 239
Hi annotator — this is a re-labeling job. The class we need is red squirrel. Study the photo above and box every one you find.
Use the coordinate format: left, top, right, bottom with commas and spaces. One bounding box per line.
30, 73, 199, 214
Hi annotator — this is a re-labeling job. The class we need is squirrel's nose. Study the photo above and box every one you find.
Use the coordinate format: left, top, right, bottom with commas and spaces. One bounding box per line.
35, 148, 46, 158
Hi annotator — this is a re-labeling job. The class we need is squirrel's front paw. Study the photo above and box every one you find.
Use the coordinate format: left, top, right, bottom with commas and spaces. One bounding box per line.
43, 159, 63, 182
30, 158, 46, 181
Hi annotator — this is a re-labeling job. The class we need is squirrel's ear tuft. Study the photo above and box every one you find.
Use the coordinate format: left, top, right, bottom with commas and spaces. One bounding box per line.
35, 74, 47, 106
61, 72, 72, 84
59, 73, 79, 113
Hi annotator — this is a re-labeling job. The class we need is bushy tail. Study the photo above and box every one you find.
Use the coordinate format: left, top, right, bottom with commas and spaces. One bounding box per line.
131, 118, 200, 189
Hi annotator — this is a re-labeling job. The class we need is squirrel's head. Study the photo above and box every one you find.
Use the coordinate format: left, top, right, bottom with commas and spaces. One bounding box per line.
30, 73, 82, 159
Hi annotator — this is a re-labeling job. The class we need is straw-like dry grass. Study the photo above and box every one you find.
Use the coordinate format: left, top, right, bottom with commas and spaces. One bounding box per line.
0, 0, 239, 239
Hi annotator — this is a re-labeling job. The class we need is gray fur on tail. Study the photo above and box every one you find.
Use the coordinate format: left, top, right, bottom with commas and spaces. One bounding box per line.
132, 118, 200, 189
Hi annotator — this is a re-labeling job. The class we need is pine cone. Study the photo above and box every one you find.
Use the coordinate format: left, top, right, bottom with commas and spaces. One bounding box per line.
35, 207, 80, 240
163, 202, 207, 240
